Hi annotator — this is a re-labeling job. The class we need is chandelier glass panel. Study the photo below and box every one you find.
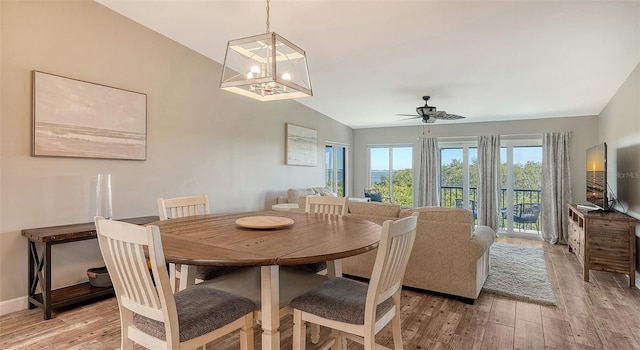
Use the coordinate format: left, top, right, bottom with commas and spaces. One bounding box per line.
219, 1, 312, 101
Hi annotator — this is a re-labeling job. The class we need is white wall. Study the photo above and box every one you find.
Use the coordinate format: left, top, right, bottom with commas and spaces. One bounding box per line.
352, 116, 600, 205
598, 63, 640, 278
0, 0, 352, 311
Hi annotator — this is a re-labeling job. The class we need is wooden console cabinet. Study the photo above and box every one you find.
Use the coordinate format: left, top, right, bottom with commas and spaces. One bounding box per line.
22, 216, 158, 319
567, 204, 637, 288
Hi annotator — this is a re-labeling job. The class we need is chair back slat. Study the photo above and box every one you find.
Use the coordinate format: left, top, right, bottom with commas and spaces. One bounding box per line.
365, 213, 417, 316
305, 196, 348, 215
96, 218, 176, 323
157, 195, 210, 220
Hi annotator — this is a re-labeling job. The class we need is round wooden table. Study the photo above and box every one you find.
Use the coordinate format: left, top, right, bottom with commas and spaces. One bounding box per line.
149, 211, 381, 350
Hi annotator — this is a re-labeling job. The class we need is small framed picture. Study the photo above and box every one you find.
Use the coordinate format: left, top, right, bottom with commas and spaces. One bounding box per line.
285, 123, 317, 166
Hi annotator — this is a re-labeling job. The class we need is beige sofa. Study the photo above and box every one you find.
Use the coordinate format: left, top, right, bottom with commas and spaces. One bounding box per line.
277, 187, 338, 207
342, 202, 495, 301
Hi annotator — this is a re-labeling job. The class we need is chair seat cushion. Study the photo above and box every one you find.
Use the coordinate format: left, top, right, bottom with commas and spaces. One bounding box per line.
290, 277, 393, 325
133, 285, 255, 342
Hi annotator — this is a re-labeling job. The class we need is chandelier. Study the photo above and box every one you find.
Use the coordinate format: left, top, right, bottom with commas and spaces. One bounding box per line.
219, 0, 312, 101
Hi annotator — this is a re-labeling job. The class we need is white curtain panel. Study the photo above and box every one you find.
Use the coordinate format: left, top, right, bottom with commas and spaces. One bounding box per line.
477, 135, 501, 231
541, 132, 572, 244
417, 137, 440, 207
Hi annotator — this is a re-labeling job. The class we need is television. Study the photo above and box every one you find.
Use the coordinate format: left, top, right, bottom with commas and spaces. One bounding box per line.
586, 142, 609, 211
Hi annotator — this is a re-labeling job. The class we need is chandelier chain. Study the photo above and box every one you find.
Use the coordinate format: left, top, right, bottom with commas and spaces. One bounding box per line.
266, 0, 270, 33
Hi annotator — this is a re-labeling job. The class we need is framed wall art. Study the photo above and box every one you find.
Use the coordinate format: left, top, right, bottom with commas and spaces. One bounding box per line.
285, 123, 317, 166
32, 71, 147, 160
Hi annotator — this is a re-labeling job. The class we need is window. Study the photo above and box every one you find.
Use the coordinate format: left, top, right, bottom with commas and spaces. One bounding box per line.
440, 145, 478, 221
368, 146, 412, 206
325, 144, 348, 196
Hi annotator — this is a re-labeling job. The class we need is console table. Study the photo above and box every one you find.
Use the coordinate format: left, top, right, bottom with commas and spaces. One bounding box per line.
22, 216, 158, 319
567, 204, 637, 288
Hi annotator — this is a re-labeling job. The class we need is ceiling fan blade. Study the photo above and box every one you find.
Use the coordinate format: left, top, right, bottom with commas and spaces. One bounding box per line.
395, 114, 420, 117
432, 111, 465, 120
398, 117, 422, 121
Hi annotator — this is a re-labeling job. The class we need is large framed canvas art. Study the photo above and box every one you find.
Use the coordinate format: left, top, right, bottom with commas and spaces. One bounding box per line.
32, 71, 147, 160
285, 123, 317, 166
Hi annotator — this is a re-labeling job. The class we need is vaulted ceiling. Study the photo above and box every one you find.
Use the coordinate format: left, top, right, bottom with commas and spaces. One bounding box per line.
97, 0, 640, 129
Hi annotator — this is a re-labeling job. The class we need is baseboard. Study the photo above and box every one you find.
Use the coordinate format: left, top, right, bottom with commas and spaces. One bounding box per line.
0, 296, 28, 316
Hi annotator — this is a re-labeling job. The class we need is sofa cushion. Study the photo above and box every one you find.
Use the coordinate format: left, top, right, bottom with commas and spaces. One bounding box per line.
287, 187, 337, 204
348, 202, 401, 218
400, 207, 473, 224
315, 187, 337, 197
297, 194, 320, 208
287, 188, 317, 204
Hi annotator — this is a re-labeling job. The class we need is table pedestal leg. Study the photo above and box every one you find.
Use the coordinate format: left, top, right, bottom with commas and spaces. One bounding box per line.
261, 265, 280, 350
178, 265, 196, 291
327, 259, 343, 278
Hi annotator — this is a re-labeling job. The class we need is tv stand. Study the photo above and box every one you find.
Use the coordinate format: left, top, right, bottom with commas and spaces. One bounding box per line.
567, 204, 637, 288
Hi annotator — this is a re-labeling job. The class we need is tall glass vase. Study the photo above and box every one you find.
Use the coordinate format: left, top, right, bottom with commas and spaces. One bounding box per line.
96, 174, 113, 220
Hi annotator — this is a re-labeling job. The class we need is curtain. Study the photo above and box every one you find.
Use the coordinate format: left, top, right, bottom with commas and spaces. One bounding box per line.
541, 132, 572, 244
417, 137, 440, 207
477, 135, 501, 231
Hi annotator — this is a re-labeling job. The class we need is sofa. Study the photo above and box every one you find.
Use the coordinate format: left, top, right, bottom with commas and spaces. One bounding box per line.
276, 187, 338, 208
341, 201, 495, 301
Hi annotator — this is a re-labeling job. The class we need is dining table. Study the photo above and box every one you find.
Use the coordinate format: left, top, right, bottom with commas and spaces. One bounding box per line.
149, 210, 381, 350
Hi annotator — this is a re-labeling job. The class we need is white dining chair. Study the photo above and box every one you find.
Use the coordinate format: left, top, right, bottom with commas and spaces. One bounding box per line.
94, 216, 255, 350
157, 194, 210, 220
305, 196, 348, 215
290, 212, 419, 350
158, 194, 239, 292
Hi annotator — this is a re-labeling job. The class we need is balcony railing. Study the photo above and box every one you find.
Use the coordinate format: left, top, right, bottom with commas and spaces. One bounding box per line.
440, 186, 542, 233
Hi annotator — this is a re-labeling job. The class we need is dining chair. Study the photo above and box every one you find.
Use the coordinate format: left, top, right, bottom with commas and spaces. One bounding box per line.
295, 195, 349, 275
305, 195, 348, 215
157, 194, 210, 220
157, 195, 239, 292
94, 216, 255, 350
290, 212, 419, 350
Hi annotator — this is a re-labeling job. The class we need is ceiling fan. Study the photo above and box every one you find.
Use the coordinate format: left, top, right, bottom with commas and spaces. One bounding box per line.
397, 96, 465, 123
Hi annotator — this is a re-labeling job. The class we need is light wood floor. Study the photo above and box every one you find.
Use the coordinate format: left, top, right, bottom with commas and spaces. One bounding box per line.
2, 237, 640, 350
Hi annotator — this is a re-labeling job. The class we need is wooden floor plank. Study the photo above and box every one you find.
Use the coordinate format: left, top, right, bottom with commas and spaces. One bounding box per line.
480, 321, 514, 350
542, 315, 576, 350
488, 298, 517, 327
514, 318, 544, 350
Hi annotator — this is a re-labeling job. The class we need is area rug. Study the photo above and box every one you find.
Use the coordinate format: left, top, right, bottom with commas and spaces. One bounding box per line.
482, 242, 557, 305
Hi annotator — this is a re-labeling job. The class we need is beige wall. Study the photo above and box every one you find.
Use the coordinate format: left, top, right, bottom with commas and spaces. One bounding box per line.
598, 63, 640, 277
0, 0, 352, 311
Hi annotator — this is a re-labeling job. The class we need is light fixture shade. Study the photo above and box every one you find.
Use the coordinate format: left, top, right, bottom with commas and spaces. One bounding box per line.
220, 32, 312, 101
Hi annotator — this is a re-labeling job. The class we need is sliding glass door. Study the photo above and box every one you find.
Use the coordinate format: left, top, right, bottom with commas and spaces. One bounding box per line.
500, 141, 542, 235
325, 144, 347, 196
440, 146, 478, 220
